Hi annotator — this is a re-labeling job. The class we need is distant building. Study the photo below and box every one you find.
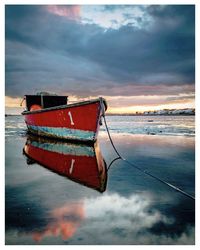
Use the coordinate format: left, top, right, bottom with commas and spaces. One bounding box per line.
142, 108, 195, 115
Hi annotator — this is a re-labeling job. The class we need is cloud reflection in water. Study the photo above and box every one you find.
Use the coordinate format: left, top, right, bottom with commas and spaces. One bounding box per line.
82, 193, 194, 244
32, 202, 84, 242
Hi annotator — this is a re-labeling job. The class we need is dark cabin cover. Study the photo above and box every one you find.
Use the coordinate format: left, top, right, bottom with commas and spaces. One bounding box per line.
25, 94, 68, 111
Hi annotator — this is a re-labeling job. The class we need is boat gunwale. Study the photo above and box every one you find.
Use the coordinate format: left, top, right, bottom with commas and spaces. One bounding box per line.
22, 98, 106, 115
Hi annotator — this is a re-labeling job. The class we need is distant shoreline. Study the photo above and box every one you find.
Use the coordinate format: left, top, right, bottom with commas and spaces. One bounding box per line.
106, 113, 195, 116
5, 113, 195, 117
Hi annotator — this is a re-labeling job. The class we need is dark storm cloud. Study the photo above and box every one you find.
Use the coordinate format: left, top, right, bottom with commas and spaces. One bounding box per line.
5, 5, 195, 97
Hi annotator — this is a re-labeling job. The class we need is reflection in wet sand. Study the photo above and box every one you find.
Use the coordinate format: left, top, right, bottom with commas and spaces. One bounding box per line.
23, 135, 107, 192
83, 193, 194, 245
22, 135, 108, 242
32, 202, 84, 242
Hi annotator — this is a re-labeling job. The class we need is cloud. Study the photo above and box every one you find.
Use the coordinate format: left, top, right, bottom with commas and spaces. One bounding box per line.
105, 93, 195, 108
5, 40, 112, 97
6, 192, 194, 244
46, 5, 80, 20
81, 5, 152, 30
80, 193, 194, 244
32, 201, 84, 242
166, 94, 195, 102
5, 5, 195, 100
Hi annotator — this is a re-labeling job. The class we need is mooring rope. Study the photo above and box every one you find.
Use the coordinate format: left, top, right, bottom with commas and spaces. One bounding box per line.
102, 113, 195, 201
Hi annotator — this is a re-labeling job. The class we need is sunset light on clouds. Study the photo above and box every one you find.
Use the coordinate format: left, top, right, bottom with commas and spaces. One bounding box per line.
5, 5, 195, 114
46, 5, 80, 20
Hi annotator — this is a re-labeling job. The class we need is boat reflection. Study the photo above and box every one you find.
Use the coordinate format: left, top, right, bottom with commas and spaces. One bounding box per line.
23, 135, 107, 192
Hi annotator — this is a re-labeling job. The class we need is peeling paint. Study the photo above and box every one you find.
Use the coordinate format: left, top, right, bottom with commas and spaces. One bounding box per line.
28, 140, 95, 157
27, 125, 95, 141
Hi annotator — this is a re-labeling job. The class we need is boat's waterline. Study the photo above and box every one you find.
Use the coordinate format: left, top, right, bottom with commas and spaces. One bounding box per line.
27, 140, 95, 157
27, 125, 96, 142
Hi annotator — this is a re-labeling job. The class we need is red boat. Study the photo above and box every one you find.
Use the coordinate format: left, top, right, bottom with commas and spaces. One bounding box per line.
23, 135, 107, 192
21, 93, 107, 142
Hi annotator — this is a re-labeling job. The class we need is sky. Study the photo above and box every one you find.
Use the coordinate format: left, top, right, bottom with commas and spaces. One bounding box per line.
5, 5, 195, 113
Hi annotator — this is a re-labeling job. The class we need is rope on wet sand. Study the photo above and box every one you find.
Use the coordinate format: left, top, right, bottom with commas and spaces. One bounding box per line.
102, 113, 195, 201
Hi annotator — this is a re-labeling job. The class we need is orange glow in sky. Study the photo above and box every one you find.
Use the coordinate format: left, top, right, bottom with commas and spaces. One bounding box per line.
107, 102, 195, 114
5, 95, 195, 114
5, 96, 25, 107
46, 5, 80, 19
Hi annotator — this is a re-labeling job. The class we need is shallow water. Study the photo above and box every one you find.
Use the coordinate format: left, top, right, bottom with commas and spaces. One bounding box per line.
5, 115, 195, 244
102, 115, 195, 136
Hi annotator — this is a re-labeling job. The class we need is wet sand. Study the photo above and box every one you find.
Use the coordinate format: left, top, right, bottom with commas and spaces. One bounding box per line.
5, 128, 195, 245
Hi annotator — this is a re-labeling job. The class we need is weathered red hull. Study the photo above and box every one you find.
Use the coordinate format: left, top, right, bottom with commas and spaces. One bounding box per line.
23, 135, 107, 192
22, 98, 107, 142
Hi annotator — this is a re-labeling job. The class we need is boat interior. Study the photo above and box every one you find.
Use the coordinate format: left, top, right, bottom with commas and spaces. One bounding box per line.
25, 94, 68, 111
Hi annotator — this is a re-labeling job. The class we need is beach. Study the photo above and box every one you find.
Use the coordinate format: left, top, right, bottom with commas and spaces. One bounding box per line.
5, 115, 195, 245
